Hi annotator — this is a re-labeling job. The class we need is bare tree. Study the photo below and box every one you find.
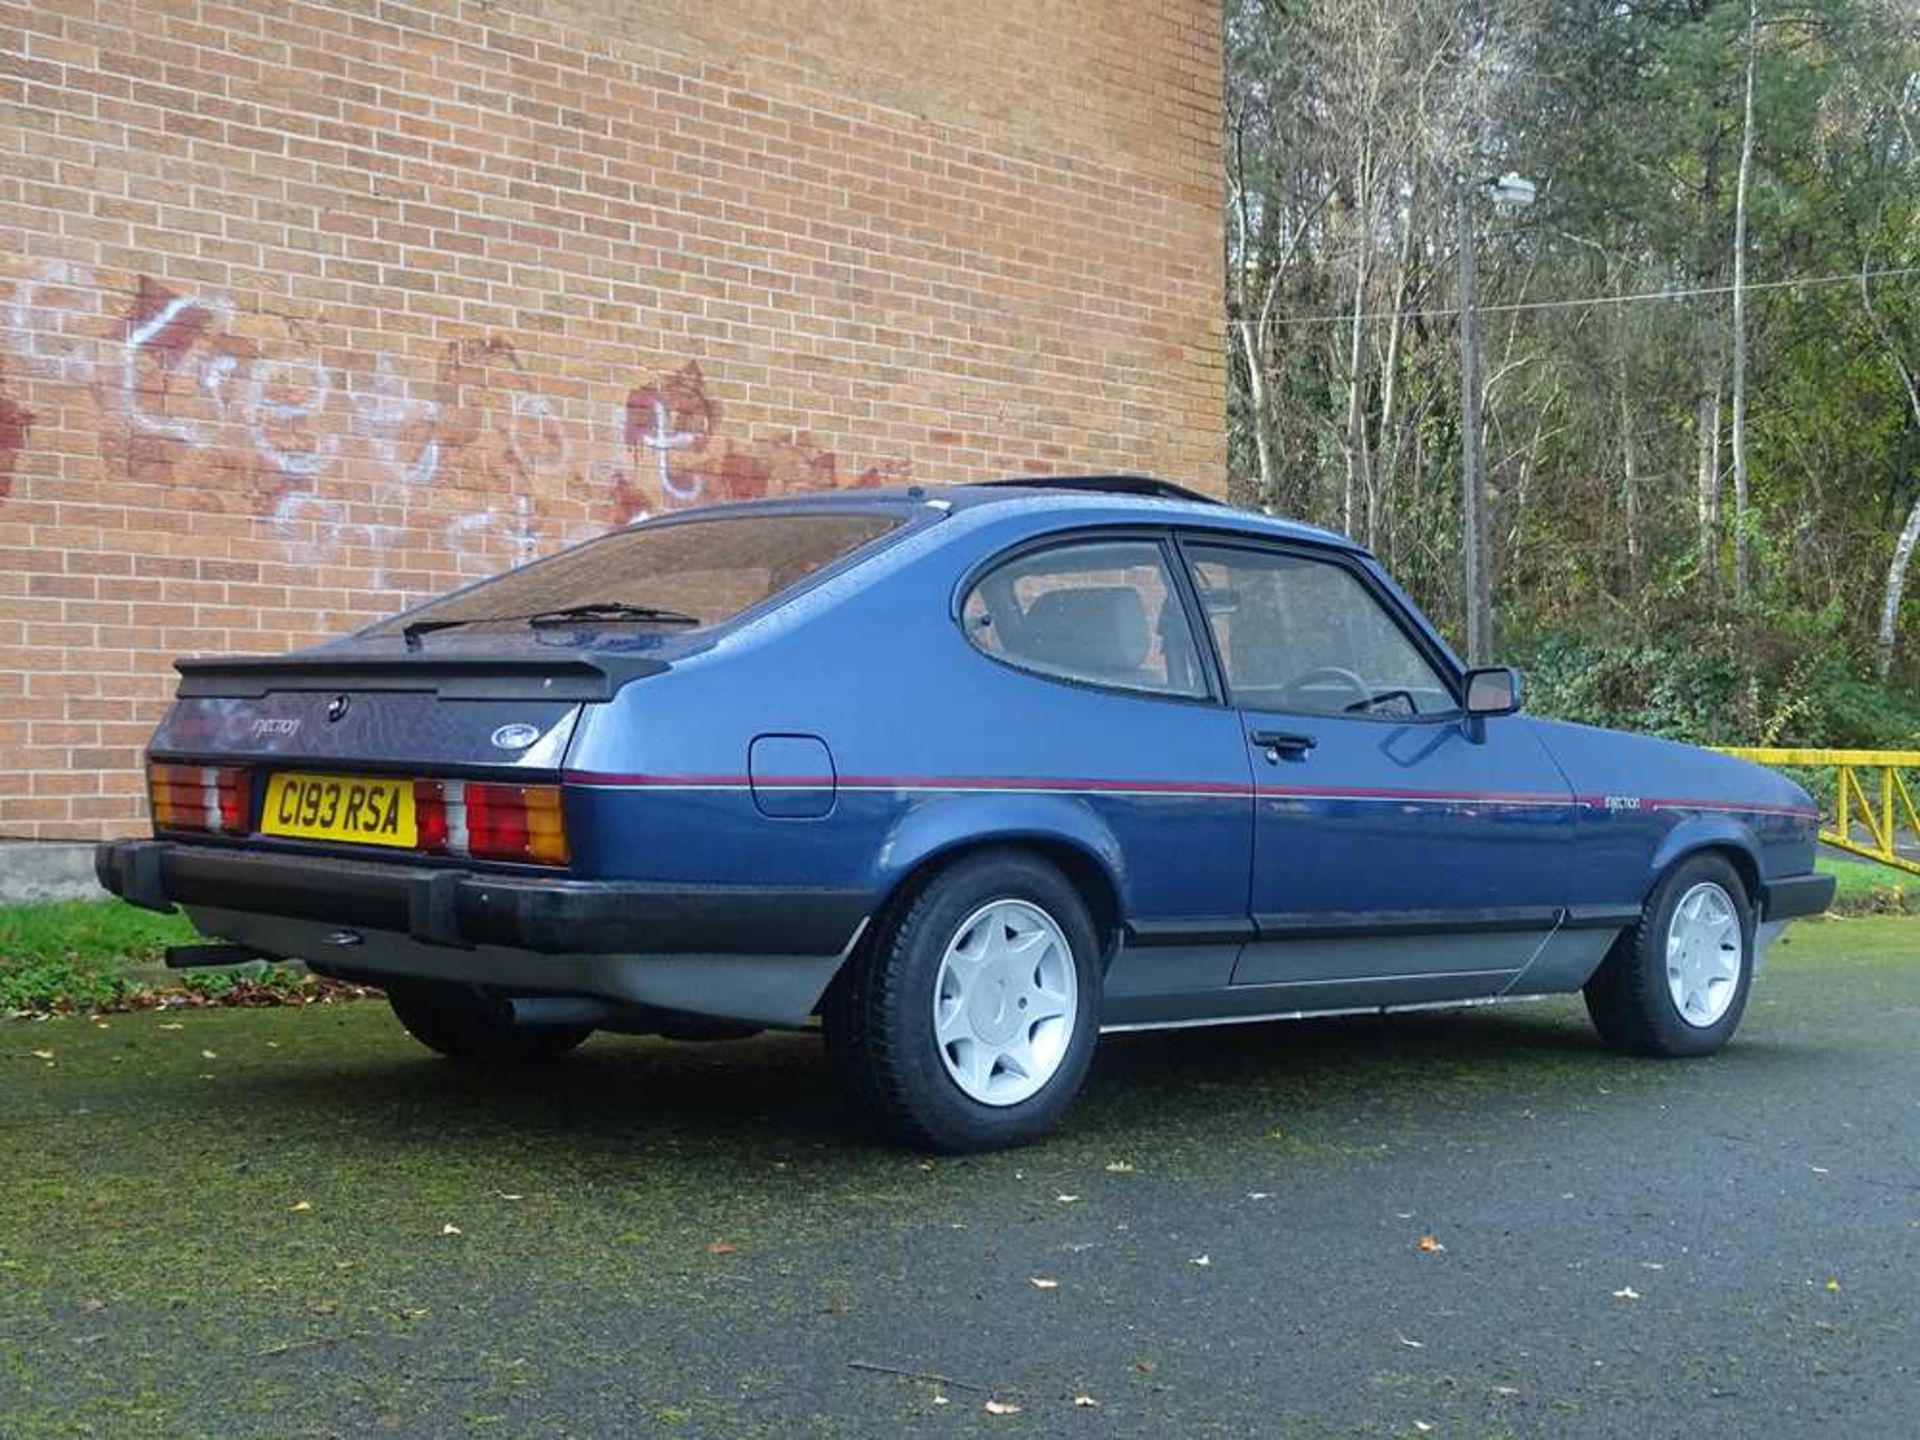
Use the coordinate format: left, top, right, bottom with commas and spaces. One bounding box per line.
1862, 259, 1920, 679
1730, 0, 1760, 601
1458, 176, 1493, 663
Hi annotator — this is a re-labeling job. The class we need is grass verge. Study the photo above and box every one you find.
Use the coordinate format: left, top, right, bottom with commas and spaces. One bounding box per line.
0, 899, 364, 1014
1818, 852, 1916, 915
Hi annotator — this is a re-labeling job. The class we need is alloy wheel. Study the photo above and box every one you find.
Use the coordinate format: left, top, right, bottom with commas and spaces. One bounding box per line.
931, 898, 1078, 1106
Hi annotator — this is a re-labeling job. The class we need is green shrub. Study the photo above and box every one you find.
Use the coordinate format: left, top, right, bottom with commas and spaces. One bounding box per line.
1507, 608, 1920, 749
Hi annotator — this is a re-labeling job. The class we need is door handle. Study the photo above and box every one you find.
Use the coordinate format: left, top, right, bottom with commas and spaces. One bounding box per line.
1250, 730, 1317, 760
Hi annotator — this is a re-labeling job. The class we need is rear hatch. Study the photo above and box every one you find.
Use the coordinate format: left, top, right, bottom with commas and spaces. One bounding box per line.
144, 645, 656, 868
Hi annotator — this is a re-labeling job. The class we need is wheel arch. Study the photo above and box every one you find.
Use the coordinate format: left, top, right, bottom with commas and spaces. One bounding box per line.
863, 798, 1128, 966
1648, 819, 1763, 913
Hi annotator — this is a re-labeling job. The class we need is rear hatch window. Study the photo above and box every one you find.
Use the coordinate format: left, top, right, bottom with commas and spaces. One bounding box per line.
362, 511, 905, 642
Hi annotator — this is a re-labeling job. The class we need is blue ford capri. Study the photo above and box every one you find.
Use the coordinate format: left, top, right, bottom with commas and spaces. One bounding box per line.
98, 476, 1834, 1150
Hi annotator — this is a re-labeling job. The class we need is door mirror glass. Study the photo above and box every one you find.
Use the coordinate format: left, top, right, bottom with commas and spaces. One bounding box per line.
1463, 665, 1523, 716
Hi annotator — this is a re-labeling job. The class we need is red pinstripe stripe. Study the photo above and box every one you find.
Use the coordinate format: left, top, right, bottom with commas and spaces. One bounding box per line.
560, 770, 1818, 819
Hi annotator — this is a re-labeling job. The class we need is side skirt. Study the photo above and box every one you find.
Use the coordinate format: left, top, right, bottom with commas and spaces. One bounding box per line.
1102, 990, 1557, 1035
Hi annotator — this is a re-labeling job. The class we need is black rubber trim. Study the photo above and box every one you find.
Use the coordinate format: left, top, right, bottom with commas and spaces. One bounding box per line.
1762, 872, 1837, 921
1251, 906, 1561, 941
95, 840, 866, 957
1562, 904, 1644, 930
1131, 905, 1629, 948
973, 474, 1224, 506
1124, 916, 1258, 946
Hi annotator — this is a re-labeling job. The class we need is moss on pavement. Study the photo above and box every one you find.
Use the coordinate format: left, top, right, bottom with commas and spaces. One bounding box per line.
1, 916, 1915, 1437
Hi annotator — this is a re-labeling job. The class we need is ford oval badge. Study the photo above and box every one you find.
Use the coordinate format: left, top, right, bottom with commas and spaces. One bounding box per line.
491, 722, 542, 751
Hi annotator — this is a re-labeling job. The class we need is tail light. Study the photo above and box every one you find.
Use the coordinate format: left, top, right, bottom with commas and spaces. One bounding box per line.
413, 779, 570, 866
149, 763, 253, 836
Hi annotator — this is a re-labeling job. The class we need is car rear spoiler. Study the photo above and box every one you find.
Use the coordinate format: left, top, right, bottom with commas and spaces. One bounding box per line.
174, 651, 669, 701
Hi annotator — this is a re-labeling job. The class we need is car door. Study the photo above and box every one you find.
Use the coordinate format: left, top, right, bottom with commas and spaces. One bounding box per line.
1178, 537, 1577, 1010
951, 532, 1257, 1011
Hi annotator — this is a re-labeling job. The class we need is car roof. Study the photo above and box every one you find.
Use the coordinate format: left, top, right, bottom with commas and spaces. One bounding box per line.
644, 475, 1363, 553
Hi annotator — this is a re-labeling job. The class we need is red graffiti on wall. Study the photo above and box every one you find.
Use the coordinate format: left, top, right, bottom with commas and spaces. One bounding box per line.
5, 275, 914, 578
615, 360, 905, 522
0, 359, 32, 498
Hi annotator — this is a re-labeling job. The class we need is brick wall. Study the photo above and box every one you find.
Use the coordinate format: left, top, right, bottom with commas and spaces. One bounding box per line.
0, 0, 1225, 840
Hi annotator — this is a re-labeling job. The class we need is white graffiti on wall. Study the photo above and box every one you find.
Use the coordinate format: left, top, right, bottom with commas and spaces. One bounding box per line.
348, 354, 441, 488
634, 390, 704, 502
0, 267, 906, 592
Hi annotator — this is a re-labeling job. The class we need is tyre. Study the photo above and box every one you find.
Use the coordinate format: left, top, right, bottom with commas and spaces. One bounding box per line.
1584, 853, 1755, 1057
387, 986, 592, 1065
825, 850, 1103, 1151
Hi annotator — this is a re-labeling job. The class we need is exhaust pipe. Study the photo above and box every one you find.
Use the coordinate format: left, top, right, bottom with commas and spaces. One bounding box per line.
165, 943, 270, 969
498, 996, 619, 1028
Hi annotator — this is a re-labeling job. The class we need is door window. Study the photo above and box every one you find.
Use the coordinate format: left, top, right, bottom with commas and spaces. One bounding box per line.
1184, 544, 1454, 717
962, 540, 1207, 699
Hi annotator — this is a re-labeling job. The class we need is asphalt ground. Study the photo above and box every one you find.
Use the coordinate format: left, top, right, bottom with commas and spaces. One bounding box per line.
2, 916, 1916, 1439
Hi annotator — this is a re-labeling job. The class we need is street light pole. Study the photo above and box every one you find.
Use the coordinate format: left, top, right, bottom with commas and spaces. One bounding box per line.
1455, 170, 1533, 666
1457, 177, 1491, 666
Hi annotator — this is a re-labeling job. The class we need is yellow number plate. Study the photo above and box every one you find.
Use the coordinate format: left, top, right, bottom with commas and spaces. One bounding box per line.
261, 772, 416, 848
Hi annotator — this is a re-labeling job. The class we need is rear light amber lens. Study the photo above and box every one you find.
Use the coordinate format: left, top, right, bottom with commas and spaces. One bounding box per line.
413, 779, 569, 867
149, 764, 252, 836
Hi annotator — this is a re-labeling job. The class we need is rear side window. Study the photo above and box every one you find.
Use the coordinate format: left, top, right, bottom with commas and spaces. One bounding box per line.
366, 512, 902, 637
961, 540, 1207, 699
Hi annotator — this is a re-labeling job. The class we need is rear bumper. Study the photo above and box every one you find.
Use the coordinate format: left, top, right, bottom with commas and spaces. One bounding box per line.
95, 839, 866, 960
1761, 871, 1836, 921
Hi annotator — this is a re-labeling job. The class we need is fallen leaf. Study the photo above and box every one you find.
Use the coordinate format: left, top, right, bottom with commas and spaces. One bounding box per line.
1612, 1286, 1640, 1301
1073, 1394, 1100, 1407
78, 1298, 107, 1314
1417, 1235, 1445, 1254
1190, 1254, 1212, 1267
707, 1240, 738, 1256
308, 1299, 337, 1315
1029, 1277, 1060, 1290
984, 1400, 1021, 1416
290, 1200, 312, 1213
440, 1224, 462, 1237
1104, 1161, 1135, 1174
1826, 1279, 1842, 1292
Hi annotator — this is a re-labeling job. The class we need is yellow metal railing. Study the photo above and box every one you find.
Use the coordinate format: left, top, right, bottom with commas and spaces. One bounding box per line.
1718, 748, 1920, 876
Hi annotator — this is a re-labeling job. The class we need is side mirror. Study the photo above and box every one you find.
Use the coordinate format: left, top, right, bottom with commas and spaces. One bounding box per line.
1463, 665, 1523, 717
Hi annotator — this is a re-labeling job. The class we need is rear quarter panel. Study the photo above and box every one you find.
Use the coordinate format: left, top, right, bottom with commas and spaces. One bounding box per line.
562, 510, 1255, 934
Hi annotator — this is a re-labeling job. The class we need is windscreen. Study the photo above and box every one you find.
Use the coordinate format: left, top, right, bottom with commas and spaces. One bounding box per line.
364, 511, 904, 638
